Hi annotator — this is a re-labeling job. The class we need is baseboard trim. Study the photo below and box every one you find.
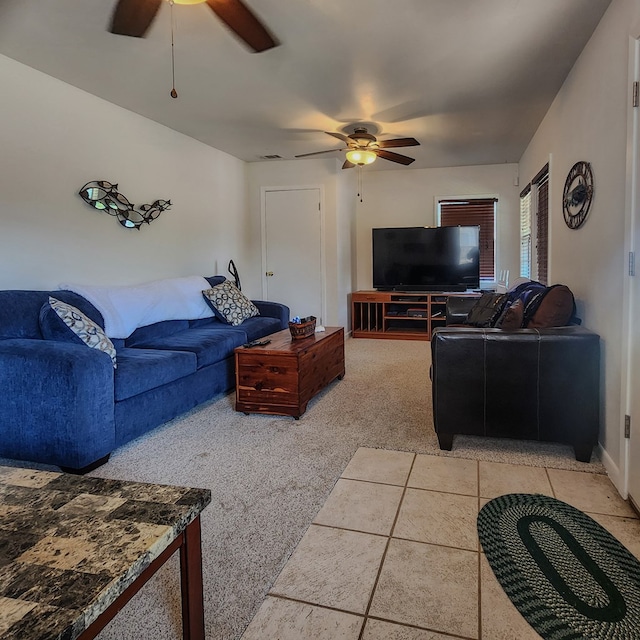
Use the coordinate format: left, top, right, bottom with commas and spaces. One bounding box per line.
598, 443, 625, 499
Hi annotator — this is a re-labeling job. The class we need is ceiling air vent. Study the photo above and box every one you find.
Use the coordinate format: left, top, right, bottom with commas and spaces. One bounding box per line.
260, 154, 282, 160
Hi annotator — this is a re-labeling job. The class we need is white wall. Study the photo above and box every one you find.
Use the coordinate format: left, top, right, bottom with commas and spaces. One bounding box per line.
0, 55, 250, 292
519, 0, 640, 484
247, 159, 356, 328
354, 164, 521, 291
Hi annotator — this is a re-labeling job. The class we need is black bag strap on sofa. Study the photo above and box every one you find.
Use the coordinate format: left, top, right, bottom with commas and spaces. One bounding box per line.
430, 326, 600, 462
445, 296, 479, 325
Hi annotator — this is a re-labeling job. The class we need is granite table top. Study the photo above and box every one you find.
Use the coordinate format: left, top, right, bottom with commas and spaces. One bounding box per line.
0, 466, 211, 640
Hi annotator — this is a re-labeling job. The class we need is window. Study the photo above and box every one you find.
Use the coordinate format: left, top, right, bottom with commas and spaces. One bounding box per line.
438, 198, 496, 280
520, 164, 549, 284
520, 186, 532, 278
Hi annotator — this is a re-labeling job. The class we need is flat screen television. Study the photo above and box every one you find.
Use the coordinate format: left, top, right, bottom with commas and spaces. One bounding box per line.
372, 225, 480, 291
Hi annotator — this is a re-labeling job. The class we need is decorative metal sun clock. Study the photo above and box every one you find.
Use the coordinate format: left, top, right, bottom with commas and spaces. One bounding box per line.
78, 181, 171, 230
562, 161, 594, 229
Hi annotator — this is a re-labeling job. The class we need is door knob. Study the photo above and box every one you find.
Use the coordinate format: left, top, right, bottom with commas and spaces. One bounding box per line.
266, 271, 274, 277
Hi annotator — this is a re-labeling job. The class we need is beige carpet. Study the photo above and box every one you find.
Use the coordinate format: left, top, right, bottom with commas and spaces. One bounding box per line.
70, 338, 603, 638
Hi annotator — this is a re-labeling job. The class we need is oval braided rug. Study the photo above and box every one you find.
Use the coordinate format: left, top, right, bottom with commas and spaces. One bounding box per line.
477, 493, 640, 639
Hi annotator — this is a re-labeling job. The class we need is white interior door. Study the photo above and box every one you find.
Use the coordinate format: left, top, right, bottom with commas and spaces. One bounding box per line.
263, 188, 323, 323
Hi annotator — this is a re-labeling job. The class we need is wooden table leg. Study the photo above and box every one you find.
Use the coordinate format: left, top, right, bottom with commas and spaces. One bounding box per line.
180, 515, 206, 640
77, 535, 184, 640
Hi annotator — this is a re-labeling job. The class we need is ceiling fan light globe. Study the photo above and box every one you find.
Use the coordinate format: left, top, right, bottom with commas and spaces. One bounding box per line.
172, 0, 207, 4
345, 149, 376, 165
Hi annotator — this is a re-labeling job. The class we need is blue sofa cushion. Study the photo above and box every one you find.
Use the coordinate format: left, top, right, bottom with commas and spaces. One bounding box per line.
189, 317, 218, 329
184, 316, 281, 342
40, 297, 117, 368
239, 316, 283, 342
253, 300, 290, 328
125, 320, 190, 348
130, 327, 247, 369
0, 290, 103, 340
202, 281, 259, 326
114, 348, 197, 401
0, 291, 50, 339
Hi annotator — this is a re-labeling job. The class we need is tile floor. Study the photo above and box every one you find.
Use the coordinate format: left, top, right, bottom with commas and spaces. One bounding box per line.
241, 447, 640, 640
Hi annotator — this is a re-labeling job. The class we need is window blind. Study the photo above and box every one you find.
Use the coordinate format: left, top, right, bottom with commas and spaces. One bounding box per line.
535, 173, 549, 285
520, 185, 532, 278
439, 198, 496, 280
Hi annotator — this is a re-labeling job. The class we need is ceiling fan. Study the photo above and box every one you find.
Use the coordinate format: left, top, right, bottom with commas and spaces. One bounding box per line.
295, 128, 420, 169
109, 0, 279, 53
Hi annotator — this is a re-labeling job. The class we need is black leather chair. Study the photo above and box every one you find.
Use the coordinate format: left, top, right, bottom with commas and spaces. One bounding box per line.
430, 326, 600, 462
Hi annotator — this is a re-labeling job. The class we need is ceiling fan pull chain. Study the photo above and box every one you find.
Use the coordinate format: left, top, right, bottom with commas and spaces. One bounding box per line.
170, 1, 178, 99
357, 166, 363, 203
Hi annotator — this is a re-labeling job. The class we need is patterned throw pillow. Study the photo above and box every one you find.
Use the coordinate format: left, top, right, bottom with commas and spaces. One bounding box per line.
202, 281, 259, 326
41, 297, 117, 367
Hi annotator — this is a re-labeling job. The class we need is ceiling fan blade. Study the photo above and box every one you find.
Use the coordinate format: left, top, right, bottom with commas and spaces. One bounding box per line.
326, 132, 350, 143
375, 149, 415, 165
295, 148, 345, 158
206, 0, 278, 52
109, 0, 162, 37
342, 160, 356, 170
377, 137, 420, 149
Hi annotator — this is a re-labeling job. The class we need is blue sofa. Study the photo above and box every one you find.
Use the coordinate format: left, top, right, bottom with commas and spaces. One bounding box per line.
0, 278, 289, 472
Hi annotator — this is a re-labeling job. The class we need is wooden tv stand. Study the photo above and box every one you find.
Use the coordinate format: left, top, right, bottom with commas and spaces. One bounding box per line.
351, 290, 480, 341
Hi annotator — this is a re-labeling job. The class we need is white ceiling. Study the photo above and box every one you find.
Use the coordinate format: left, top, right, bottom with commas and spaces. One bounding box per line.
0, 0, 612, 170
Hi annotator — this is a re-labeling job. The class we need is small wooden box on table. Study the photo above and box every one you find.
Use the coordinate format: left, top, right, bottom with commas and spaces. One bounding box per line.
234, 326, 345, 419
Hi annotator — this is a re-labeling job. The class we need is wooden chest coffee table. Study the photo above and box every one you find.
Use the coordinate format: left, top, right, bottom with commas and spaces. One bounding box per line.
234, 326, 345, 418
